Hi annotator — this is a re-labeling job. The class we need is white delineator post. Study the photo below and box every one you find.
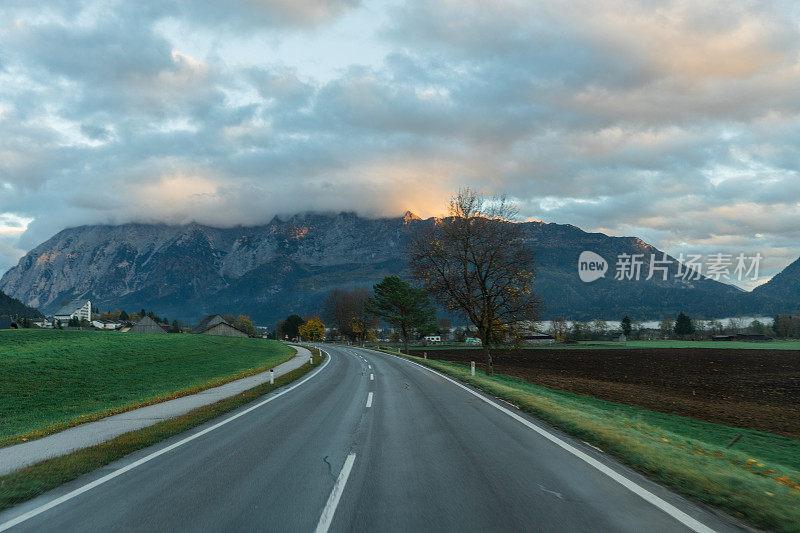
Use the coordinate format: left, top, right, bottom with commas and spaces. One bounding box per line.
471, 361, 475, 376
270, 369, 274, 385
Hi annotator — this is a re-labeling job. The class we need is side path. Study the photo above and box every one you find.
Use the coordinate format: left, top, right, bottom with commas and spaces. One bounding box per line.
0, 345, 312, 476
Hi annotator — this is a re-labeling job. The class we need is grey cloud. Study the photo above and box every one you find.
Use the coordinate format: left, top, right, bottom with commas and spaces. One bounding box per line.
1, 0, 799, 285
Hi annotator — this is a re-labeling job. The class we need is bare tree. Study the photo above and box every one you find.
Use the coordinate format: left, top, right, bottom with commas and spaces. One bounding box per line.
408, 188, 540, 375
322, 287, 376, 343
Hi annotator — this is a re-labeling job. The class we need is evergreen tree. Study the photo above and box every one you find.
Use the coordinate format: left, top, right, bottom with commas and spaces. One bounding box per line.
674, 312, 695, 337
620, 316, 632, 337
365, 275, 437, 354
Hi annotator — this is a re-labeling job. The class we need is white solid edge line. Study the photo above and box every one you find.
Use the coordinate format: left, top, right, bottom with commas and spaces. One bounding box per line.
0, 352, 333, 533
365, 392, 373, 408
315, 454, 356, 533
376, 351, 716, 533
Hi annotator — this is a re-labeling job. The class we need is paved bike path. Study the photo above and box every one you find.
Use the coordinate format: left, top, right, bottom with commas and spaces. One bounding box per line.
0, 346, 312, 476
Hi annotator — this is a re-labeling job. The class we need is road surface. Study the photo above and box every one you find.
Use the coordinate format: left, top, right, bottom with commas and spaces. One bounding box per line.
0, 345, 742, 532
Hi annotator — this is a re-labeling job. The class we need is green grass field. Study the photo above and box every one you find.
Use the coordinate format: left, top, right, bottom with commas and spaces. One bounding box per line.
0, 330, 295, 447
0, 358, 319, 511
379, 349, 800, 531
388, 339, 800, 350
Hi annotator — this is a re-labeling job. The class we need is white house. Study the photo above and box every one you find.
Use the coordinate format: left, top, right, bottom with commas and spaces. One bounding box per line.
424, 335, 442, 343
33, 318, 54, 329
55, 300, 92, 324
92, 319, 122, 330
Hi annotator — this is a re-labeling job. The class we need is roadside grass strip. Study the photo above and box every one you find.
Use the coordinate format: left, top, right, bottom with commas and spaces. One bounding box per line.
380, 350, 800, 532
0, 330, 296, 447
374, 340, 800, 350
0, 348, 323, 512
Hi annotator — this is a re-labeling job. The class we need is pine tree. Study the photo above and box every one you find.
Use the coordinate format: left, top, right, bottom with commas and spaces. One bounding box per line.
365, 275, 437, 354
674, 312, 695, 337
620, 316, 632, 337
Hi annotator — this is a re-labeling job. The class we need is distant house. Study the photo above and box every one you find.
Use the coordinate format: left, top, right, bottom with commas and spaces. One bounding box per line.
424, 335, 442, 343
194, 315, 250, 338
129, 316, 167, 334
92, 319, 123, 330
521, 333, 556, 346
612, 333, 627, 342
34, 318, 54, 329
55, 300, 92, 325
0, 316, 19, 330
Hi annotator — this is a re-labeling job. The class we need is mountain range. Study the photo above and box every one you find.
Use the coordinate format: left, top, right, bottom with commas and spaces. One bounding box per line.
0, 212, 796, 325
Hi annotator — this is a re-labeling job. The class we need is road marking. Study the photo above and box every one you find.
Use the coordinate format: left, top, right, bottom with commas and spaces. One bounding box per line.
370, 374, 374, 381
368, 365, 371, 369
315, 454, 356, 533
383, 354, 717, 533
0, 352, 333, 533
365, 392, 373, 408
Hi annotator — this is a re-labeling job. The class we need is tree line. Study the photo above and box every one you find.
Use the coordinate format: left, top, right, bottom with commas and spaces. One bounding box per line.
549, 312, 799, 340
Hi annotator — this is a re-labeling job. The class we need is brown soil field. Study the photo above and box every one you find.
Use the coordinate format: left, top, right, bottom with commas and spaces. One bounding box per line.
409, 348, 800, 438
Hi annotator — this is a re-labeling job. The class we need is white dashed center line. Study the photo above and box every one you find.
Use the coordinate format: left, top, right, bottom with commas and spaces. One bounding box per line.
315, 454, 356, 533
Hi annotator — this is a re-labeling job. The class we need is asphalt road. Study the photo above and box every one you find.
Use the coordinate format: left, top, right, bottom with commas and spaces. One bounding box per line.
0, 345, 742, 533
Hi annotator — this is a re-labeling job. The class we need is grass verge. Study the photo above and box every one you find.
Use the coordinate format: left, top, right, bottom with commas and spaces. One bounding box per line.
1, 330, 297, 447
373, 340, 800, 350
377, 348, 800, 532
0, 347, 323, 511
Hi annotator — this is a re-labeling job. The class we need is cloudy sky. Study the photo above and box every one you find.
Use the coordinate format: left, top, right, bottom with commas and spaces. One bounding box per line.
1, 0, 799, 287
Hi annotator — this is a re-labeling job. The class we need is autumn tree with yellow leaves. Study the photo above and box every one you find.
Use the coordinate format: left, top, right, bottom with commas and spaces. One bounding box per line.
298, 316, 326, 341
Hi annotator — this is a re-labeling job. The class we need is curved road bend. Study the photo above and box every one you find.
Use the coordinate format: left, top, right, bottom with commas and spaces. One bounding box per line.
0, 345, 742, 533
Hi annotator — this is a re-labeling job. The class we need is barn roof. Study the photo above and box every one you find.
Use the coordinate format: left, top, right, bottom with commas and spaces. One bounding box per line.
194, 314, 250, 336
130, 316, 167, 334
193, 314, 226, 334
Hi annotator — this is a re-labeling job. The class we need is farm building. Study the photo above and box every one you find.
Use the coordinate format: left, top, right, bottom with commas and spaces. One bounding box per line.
129, 316, 167, 334
55, 300, 92, 324
92, 319, 123, 330
194, 315, 250, 338
612, 333, 627, 342
521, 333, 556, 345
0, 316, 19, 330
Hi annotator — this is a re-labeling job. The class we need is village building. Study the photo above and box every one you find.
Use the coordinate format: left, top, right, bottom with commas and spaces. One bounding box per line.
55, 300, 92, 325
194, 315, 250, 338
92, 319, 123, 330
33, 318, 54, 329
129, 316, 167, 334
522, 333, 556, 345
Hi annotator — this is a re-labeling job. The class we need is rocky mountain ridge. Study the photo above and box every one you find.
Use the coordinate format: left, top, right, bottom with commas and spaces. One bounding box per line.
0, 212, 795, 324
